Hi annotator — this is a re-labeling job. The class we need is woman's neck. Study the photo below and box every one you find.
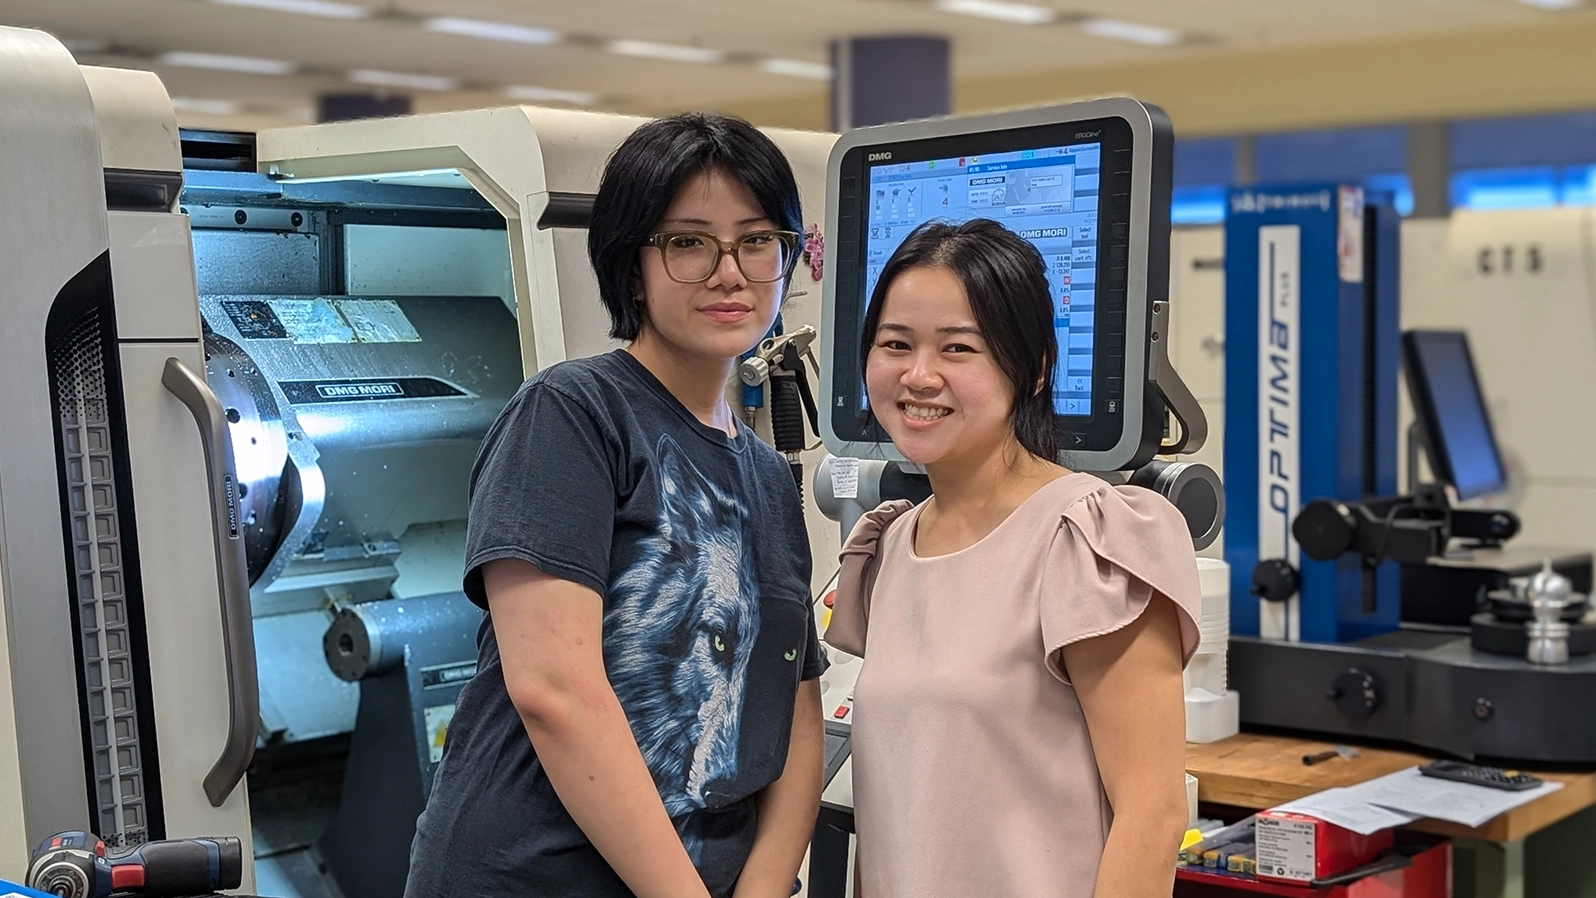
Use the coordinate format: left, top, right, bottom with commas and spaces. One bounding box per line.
924, 442, 1067, 523
626, 329, 737, 435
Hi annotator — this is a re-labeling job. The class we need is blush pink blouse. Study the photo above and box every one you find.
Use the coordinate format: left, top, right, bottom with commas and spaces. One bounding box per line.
825, 473, 1202, 898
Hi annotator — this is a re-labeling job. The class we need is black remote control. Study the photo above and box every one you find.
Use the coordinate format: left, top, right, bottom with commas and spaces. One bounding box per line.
1419, 759, 1543, 792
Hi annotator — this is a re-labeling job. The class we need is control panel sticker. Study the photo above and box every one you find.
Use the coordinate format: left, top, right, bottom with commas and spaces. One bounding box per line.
423, 704, 456, 765
420, 660, 479, 690
268, 298, 356, 344
278, 377, 468, 404
336, 299, 423, 344
223, 300, 288, 339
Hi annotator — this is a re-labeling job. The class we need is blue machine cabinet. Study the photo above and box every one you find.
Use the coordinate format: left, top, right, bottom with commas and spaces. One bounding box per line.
1224, 183, 1402, 644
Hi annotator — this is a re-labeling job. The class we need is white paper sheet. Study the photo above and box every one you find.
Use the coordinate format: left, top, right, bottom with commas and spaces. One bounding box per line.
1272, 787, 1421, 835
1345, 767, 1563, 828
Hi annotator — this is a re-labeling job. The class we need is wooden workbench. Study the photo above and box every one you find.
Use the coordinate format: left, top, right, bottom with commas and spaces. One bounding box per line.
1186, 733, 1596, 897
1185, 733, 1596, 843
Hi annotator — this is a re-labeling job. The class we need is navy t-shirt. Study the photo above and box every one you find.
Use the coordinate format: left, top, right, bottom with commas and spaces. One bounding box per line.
406, 349, 826, 898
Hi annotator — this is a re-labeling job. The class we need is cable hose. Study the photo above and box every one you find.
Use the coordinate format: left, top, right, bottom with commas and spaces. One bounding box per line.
770, 376, 806, 454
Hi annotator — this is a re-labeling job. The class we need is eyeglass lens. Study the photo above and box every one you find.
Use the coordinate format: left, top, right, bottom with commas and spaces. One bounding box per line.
660, 232, 792, 283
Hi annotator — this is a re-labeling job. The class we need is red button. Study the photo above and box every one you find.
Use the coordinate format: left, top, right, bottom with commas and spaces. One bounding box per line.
823, 591, 836, 609
833, 706, 849, 719
112, 865, 145, 890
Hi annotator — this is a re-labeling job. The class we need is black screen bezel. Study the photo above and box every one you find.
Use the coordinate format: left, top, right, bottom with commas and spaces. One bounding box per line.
828, 115, 1140, 452
1401, 329, 1508, 501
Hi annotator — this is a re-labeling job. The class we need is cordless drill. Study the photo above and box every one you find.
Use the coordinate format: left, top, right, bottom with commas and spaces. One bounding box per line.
27, 831, 243, 898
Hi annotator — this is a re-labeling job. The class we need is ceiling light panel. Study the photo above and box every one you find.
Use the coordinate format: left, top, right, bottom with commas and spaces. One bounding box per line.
607, 39, 725, 64
1513, 0, 1581, 8
211, 0, 371, 19
423, 17, 561, 45
349, 69, 461, 91
504, 85, 598, 105
158, 51, 297, 75
933, 0, 1057, 25
1080, 18, 1183, 46
760, 58, 833, 80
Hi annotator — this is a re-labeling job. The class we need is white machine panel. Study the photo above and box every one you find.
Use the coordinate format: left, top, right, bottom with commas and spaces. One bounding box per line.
1402, 208, 1596, 554
1169, 226, 1227, 557
119, 343, 255, 887
109, 212, 204, 341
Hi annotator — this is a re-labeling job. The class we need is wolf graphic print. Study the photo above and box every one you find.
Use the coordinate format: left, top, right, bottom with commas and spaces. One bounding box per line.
606, 436, 766, 847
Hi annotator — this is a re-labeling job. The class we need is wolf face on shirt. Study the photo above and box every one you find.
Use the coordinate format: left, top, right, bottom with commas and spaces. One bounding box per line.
606, 436, 760, 825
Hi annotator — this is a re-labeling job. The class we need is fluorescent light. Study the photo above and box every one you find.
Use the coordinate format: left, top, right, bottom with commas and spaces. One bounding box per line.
158, 51, 296, 75
423, 17, 560, 45
349, 69, 461, 91
504, 85, 597, 105
210, 0, 370, 19
759, 58, 833, 80
1514, 0, 1581, 8
933, 0, 1056, 24
1081, 18, 1182, 45
170, 97, 243, 115
607, 39, 724, 64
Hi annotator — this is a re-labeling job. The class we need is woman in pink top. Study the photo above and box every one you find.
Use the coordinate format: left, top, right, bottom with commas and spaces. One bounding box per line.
825, 219, 1202, 898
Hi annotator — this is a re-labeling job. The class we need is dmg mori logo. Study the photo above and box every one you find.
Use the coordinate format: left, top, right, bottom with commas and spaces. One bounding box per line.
317, 382, 402, 399
867, 152, 892, 161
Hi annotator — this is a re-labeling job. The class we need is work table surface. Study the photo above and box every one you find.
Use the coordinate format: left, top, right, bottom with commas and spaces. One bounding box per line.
1185, 732, 1596, 842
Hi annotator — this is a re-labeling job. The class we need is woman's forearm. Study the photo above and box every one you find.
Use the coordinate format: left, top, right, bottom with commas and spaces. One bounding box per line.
520, 685, 712, 898
1090, 802, 1187, 898
733, 680, 825, 898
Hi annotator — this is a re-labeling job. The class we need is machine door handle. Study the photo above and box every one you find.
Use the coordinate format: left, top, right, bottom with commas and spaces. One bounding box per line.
161, 357, 259, 807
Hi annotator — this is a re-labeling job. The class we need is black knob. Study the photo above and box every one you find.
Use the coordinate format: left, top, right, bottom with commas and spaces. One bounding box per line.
1329, 668, 1380, 719
1251, 559, 1300, 603
1294, 500, 1358, 561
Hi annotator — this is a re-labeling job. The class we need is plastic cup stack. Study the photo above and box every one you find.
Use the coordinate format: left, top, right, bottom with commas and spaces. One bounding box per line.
1185, 557, 1241, 743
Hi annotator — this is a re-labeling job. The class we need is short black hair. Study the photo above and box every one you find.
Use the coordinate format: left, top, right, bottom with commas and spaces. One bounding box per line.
860, 218, 1061, 461
588, 112, 804, 341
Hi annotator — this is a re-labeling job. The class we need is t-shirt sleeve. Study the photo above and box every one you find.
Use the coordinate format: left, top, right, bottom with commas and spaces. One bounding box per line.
800, 598, 828, 680
823, 500, 914, 656
461, 382, 616, 607
1038, 484, 1202, 685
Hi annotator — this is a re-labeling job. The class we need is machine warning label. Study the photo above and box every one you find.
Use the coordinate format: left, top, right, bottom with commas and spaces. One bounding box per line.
278, 377, 467, 404
424, 704, 456, 765
421, 660, 478, 690
223, 300, 289, 339
335, 299, 423, 343
269, 297, 356, 344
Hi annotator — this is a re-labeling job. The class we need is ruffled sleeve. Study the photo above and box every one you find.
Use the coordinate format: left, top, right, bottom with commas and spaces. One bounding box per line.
823, 500, 914, 656
1039, 483, 1202, 684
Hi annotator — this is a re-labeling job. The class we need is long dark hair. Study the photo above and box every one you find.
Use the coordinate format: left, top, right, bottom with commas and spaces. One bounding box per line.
587, 112, 804, 341
860, 219, 1060, 461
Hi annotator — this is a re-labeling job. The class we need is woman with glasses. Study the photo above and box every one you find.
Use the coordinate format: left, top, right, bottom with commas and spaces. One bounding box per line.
405, 113, 826, 898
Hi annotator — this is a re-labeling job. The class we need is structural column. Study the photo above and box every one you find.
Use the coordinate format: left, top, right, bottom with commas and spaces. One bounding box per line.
830, 36, 950, 131
317, 93, 412, 123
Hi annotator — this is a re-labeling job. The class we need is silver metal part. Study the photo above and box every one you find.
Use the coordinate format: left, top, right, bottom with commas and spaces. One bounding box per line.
323, 593, 484, 683
1527, 560, 1573, 665
199, 294, 522, 614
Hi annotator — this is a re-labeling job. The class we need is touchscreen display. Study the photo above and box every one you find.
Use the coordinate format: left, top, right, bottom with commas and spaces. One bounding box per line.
864, 140, 1103, 417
